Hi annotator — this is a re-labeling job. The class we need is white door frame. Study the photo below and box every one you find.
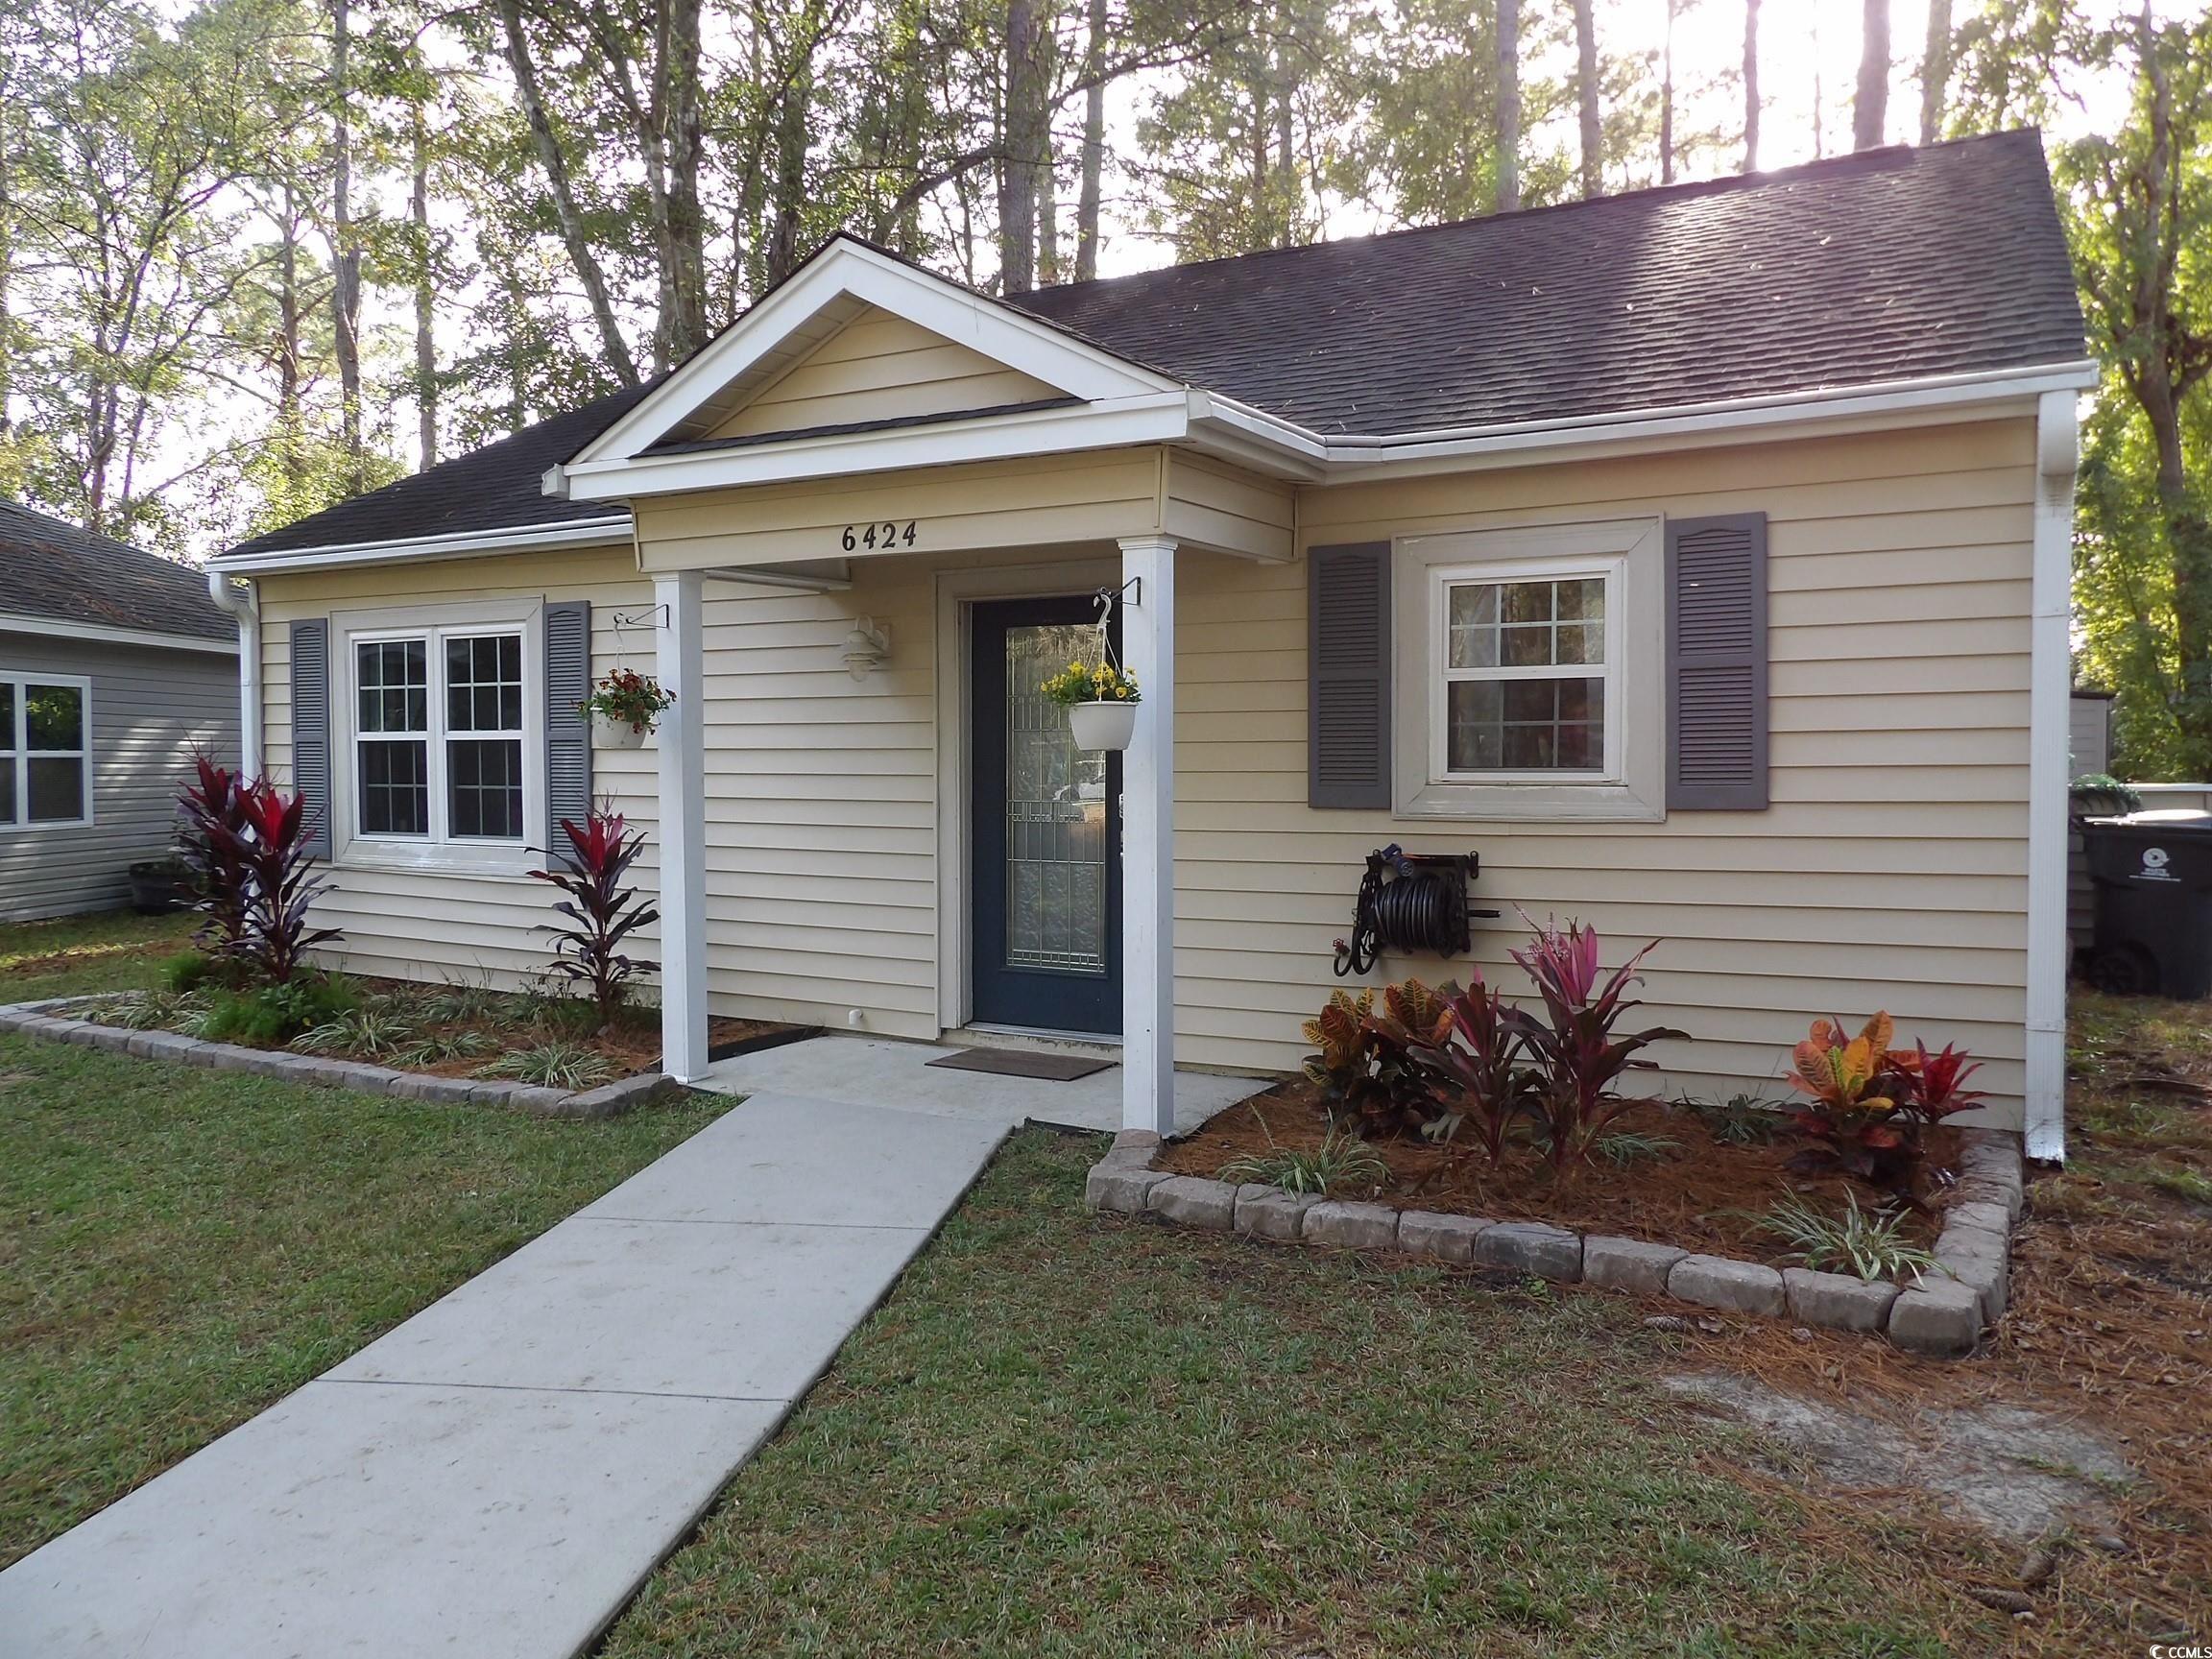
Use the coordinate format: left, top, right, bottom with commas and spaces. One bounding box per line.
932, 554, 1120, 1037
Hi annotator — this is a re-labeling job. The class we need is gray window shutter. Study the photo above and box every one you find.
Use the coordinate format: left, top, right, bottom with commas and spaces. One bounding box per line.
543, 600, 592, 842
289, 618, 333, 856
1666, 513, 1768, 811
1309, 541, 1392, 810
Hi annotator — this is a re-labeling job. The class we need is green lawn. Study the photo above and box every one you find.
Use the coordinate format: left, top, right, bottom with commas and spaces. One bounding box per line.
601, 1129, 1998, 1659
0, 909, 727, 1566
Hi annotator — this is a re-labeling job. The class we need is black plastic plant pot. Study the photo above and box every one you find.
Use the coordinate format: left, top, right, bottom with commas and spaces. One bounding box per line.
127, 859, 191, 915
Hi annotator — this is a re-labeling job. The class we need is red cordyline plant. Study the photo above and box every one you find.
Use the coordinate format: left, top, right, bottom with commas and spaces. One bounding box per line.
1389, 973, 1533, 1166
1500, 918, 1686, 1175
530, 808, 661, 1033
1784, 1013, 1984, 1198
173, 757, 339, 982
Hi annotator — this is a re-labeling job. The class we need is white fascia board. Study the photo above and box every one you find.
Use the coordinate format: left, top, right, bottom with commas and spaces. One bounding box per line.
560, 392, 1194, 501
1297, 359, 2104, 479
567, 239, 1182, 469
0, 612, 237, 655
210, 517, 635, 575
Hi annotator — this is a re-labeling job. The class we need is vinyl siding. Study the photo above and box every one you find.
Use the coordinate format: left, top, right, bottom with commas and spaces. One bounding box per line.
706, 306, 1065, 441
0, 636, 239, 922
254, 549, 659, 987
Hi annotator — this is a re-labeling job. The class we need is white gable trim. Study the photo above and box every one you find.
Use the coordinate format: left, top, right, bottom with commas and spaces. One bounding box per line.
572, 239, 1182, 468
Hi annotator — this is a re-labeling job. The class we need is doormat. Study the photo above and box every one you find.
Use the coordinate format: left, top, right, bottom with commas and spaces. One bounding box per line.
926, 1047, 1114, 1081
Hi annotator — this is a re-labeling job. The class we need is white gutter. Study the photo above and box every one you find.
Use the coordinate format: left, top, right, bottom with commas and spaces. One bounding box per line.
205, 568, 262, 777
212, 516, 634, 576
0, 612, 236, 657
2022, 387, 2080, 1164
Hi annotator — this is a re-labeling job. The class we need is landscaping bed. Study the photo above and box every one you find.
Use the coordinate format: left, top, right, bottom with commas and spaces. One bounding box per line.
1158, 1081, 1960, 1268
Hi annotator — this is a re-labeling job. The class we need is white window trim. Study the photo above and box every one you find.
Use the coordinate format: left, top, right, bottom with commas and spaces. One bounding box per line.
330, 598, 544, 876
0, 672, 94, 832
1393, 517, 1665, 823
1428, 557, 1623, 786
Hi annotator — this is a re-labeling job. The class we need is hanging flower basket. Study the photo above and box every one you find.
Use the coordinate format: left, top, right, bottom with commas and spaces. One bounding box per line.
591, 712, 650, 750
1069, 699, 1138, 752
1042, 660, 1141, 753
580, 667, 674, 748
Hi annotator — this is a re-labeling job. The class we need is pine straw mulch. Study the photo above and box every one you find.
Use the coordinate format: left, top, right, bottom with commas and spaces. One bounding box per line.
1652, 992, 2212, 1652
1157, 1081, 1955, 1267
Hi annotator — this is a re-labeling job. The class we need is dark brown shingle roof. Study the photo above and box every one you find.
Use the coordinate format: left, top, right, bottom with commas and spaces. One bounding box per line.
0, 499, 234, 642
1005, 132, 2084, 433
222, 132, 2082, 563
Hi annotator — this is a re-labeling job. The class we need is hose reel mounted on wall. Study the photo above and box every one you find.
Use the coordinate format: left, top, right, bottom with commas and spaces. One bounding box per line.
1333, 845, 1500, 977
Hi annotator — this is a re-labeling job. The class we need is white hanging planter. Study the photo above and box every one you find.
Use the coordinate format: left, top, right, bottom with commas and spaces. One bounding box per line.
1069, 699, 1137, 752
592, 712, 651, 750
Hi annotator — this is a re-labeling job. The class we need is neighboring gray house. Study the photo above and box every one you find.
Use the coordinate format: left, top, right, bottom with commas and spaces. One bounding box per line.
0, 501, 240, 922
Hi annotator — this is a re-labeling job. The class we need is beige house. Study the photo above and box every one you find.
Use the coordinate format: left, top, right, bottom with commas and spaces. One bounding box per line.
210, 132, 2091, 1156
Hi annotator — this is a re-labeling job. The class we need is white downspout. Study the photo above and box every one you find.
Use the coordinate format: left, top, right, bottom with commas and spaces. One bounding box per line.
206, 567, 262, 777
2023, 388, 2080, 1162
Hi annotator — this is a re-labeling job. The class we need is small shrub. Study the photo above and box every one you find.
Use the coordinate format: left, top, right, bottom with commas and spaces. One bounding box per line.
1218, 1124, 1389, 1196
394, 1029, 497, 1069
1678, 1092, 1783, 1145
416, 983, 516, 1027
1503, 919, 1686, 1176
202, 975, 356, 1046
1596, 1130, 1680, 1167
290, 1007, 417, 1060
88, 990, 181, 1030
158, 950, 215, 994
530, 810, 660, 1034
1752, 1190, 1936, 1284
1300, 983, 1452, 1138
1783, 1015, 1986, 1198
476, 1041, 616, 1091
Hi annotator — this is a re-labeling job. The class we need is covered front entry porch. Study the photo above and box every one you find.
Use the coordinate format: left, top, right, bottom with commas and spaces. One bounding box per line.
645, 521, 1280, 1137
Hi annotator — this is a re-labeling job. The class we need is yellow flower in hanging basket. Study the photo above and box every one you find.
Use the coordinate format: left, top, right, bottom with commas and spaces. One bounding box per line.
1040, 660, 1141, 707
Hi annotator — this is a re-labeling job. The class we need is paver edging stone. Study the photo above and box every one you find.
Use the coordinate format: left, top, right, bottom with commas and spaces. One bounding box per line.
1088, 1119, 2030, 1358
0, 995, 664, 1119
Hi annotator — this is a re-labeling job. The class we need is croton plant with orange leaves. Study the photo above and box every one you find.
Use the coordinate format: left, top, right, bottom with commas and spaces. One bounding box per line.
1784, 1011, 1984, 1196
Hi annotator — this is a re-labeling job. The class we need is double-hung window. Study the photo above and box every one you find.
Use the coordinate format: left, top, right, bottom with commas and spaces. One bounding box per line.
350, 626, 529, 851
1393, 518, 1664, 822
0, 675, 91, 829
1436, 565, 1619, 779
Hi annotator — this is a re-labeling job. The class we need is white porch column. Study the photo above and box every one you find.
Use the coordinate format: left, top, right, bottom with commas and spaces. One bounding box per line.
1118, 536, 1177, 1136
656, 569, 709, 1082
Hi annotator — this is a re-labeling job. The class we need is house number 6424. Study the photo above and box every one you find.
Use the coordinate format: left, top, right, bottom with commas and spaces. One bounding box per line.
841, 520, 918, 551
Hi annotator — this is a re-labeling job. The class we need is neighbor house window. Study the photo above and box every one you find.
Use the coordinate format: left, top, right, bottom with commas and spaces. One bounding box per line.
350, 627, 526, 846
0, 675, 91, 829
1434, 564, 1620, 780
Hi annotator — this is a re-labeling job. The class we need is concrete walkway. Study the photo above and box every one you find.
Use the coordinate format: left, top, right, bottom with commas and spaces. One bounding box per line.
0, 1091, 1009, 1658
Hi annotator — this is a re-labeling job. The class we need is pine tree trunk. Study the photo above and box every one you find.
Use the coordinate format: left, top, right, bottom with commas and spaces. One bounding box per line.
278, 190, 304, 496
1855, 0, 1890, 150
661, 0, 709, 362
1661, 0, 1676, 183
1495, 0, 1520, 211
495, 0, 640, 386
411, 107, 437, 470
1743, 0, 1761, 171
998, 0, 1042, 294
1573, 0, 1600, 199
331, 0, 362, 482
1919, 0, 1952, 143
1075, 0, 1105, 280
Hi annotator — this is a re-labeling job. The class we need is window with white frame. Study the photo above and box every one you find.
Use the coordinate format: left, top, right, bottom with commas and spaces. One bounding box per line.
1435, 563, 1620, 779
0, 675, 91, 829
351, 627, 528, 846
1393, 518, 1663, 823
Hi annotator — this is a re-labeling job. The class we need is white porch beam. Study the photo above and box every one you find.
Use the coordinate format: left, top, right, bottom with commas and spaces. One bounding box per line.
656, 569, 710, 1083
1118, 535, 1177, 1136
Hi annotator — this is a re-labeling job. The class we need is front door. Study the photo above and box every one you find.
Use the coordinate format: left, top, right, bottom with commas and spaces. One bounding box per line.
970, 597, 1121, 1034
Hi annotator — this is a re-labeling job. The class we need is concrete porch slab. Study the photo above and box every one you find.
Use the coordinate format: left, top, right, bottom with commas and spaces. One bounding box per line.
0, 1379, 785, 1659
694, 1034, 1264, 1135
